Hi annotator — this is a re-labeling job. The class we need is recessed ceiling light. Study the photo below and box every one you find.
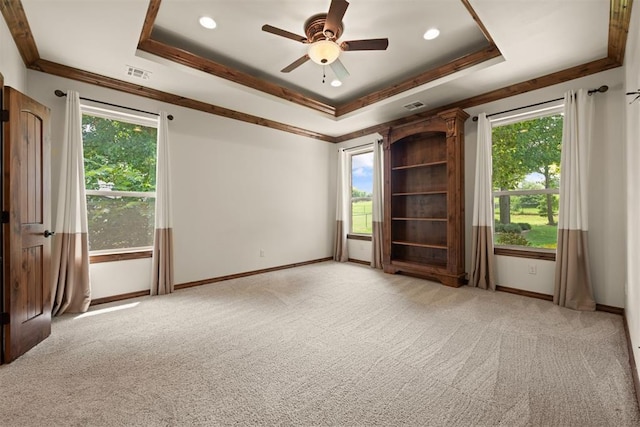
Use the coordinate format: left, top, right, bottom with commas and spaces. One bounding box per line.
199, 16, 217, 29
423, 28, 440, 40
331, 79, 342, 87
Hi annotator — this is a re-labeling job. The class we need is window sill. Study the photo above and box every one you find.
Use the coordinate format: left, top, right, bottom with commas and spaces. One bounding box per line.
494, 247, 556, 261
90, 250, 153, 264
347, 234, 372, 242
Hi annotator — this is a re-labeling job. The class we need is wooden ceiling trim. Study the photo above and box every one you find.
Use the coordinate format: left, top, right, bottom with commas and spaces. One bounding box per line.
138, 0, 161, 44
0, 0, 39, 65
335, 44, 501, 117
334, 57, 619, 143
460, 0, 496, 45
137, 38, 337, 116
139, 0, 503, 117
31, 59, 336, 143
608, 0, 633, 64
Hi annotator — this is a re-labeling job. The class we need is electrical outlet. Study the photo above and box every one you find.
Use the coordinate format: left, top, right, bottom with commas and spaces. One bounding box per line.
528, 264, 537, 275
260, 249, 265, 257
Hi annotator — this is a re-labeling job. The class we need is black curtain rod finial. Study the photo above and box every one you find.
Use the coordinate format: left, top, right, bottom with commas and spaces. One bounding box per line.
53, 89, 173, 120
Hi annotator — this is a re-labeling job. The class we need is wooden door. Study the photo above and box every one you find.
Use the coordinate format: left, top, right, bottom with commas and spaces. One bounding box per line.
1, 86, 52, 364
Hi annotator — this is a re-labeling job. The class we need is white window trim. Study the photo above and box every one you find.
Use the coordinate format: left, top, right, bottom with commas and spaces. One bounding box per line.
491, 104, 564, 254
81, 104, 159, 128
81, 106, 158, 255
346, 144, 374, 236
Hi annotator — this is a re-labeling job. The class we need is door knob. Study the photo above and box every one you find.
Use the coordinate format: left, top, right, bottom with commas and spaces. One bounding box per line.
43, 230, 55, 238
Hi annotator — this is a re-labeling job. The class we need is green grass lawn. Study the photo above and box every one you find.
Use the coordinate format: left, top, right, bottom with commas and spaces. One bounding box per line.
496, 208, 558, 249
352, 200, 373, 234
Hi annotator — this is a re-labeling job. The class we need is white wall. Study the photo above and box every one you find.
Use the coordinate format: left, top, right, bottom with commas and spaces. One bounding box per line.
624, 0, 640, 388
465, 67, 626, 307
0, 15, 27, 91
26, 71, 335, 298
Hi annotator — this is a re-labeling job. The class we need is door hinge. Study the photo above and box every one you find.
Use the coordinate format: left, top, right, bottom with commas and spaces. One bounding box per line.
0, 312, 9, 325
1, 211, 8, 224
0, 110, 8, 122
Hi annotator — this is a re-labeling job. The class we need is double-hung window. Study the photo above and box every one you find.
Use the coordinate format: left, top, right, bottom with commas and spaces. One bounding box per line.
81, 106, 158, 255
349, 148, 374, 236
491, 105, 563, 258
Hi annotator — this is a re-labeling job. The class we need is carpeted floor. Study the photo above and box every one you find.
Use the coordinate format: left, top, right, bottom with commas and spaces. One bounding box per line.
1, 261, 638, 426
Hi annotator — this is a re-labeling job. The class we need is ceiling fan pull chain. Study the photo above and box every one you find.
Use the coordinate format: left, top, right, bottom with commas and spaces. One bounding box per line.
322, 65, 326, 84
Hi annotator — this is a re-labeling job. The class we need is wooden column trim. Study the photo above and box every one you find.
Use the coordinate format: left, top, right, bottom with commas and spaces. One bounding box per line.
0, 0, 39, 65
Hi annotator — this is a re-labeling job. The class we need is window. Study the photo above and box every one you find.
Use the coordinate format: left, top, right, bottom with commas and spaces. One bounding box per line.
81, 106, 158, 253
491, 106, 563, 254
350, 149, 374, 235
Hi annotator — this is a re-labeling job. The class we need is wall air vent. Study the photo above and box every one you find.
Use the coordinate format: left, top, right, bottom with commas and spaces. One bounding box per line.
403, 101, 426, 111
125, 66, 151, 80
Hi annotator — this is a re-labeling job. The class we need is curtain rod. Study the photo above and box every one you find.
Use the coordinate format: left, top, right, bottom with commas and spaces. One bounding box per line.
471, 85, 608, 122
54, 90, 173, 120
342, 139, 382, 151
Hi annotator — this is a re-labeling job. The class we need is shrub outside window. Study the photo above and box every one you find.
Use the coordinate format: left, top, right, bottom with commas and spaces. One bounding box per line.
81, 106, 157, 253
492, 107, 563, 251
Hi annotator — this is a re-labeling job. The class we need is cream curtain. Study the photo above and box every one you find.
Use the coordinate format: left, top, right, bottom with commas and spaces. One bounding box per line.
151, 112, 175, 295
469, 113, 496, 290
554, 89, 596, 311
51, 90, 91, 315
371, 140, 384, 269
334, 148, 349, 262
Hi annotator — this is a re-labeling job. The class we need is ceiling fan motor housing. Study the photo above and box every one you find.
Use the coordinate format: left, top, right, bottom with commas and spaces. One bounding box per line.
304, 13, 343, 42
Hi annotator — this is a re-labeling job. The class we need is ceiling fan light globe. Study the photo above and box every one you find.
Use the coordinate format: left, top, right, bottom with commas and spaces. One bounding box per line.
308, 40, 341, 65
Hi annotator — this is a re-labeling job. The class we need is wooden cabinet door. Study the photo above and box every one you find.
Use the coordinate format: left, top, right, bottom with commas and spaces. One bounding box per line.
2, 86, 52, 363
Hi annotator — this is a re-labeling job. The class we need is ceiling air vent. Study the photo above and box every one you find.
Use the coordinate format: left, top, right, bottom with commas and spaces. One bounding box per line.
403, 101, 426, 111
125, 65, 151, 80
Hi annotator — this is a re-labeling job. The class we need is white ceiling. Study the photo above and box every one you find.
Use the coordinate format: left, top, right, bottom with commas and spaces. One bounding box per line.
21, 0, 609, 138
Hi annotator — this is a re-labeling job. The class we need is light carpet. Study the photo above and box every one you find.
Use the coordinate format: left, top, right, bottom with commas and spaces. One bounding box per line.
1, 261, 638, 426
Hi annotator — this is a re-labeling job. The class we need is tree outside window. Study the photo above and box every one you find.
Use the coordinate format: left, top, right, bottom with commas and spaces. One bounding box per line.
492, 111, 563, 249
82, 111, 157, 252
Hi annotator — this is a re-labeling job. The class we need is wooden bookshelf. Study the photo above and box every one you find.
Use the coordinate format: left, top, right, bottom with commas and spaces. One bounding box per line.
382, 108, 468, 287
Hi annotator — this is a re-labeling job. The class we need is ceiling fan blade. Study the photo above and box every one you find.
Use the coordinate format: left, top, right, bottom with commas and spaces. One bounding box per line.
330, 58, 350, 80
262, 24, 307, 43
341, 38, 389, 51
324, 0, 349, 39
281, 55, 310, 73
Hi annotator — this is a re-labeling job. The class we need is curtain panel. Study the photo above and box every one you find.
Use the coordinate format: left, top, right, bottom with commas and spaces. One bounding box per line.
151, 112, 175, 295
334, 148, 349, 262
371, 140, 384, 269
469, 113, 496, 290
554, 89, 596, 311
51, 90, 91, 315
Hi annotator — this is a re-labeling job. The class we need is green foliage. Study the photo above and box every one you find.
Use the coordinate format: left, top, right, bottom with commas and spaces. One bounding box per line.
82, 115, 157, 191
86, 195, 155, 251
82, 114, 157, 251
494, 223, 523, 234
492, 114, 563, 224
496, 232, 531, 246
517, 222, 532, 231
352, 187, 372, 198
538, 194, 559, 223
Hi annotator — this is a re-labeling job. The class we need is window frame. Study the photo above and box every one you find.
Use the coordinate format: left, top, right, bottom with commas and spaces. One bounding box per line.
81, 104, 159, 259
490, 104, 564, 260
346, 146, 374, 240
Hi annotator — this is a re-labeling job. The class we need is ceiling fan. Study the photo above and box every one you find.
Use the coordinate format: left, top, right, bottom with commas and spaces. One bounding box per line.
261, 0, 389, 81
